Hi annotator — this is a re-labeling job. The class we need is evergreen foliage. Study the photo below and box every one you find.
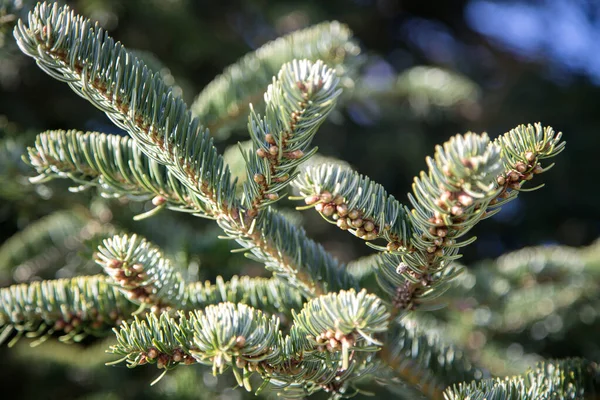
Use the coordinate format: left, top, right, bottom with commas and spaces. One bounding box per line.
0, 2, 596, 399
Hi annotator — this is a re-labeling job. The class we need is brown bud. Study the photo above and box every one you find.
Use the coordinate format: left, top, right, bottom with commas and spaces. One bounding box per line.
269, 145, 279, 156
315, 203, 324, 213
387, 242, 400, 252
352, 218, 364, 228
265, 133, 276, 145
253, 174, 266, 184
427, 246, 437, 254
329, 338, 339, 350
325, 330, 334, 339
458, 193, 473, 206
247, 208, 258, 218
184, 356, 195, 365
525, 151, 536, 163
451, 205, 463, 216
157, 354, 169, 369
152, 196, 166, 206
437, 228, 448, 237
320, 191, 333, 203
322, 204, 335, 217
364, 232, 378, 241
363, 221, 375, 232
285, 149, 304, 159
267, 193, 279, 201
509, 182, 521, 190
273, 173, 289, 182
235, 335, 246, 348
333, 195, 344, 205
147, 348, 158, 360
236, 357, 247, 369
515, 162, 527, 173
533, 164, 544, 174
440, 192, 451, 202
356, 228, 366, 238
172, 349, 184, 362
434, 238, 443, 246
305, 195, 320, 205
337, 219, 349, 230
435, 249, 444, 257
348, 209, 360, 220
256, 148, 268, 158
336, 204, 348, 217
523, 173, 533, 181
508, 171, 520, 182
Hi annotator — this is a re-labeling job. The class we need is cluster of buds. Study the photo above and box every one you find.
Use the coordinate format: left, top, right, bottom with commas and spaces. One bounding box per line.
52, 308, 122, 334
139, 347, 195, 369
313, 329, 355, 353
104, 259, 158, 306
491, 151, 543, 205
392, 267, 432, 310
305, 191, 380, 241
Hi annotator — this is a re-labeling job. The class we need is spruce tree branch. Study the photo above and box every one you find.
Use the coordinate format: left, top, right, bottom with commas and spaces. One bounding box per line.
15, 3, 355, 298
25, 129, 356, 297
0, 208, 95, 279
242, 60, 341, 213
379, 317, 484, 400
444, 359, 600, 400
292, 163, 413, 249
378, 124, 563, 316
191, 21, 360, 136
109, 289, 388, 396
183, 275, 304, 321
96, 234, 186, 312
0, 275, 137, 346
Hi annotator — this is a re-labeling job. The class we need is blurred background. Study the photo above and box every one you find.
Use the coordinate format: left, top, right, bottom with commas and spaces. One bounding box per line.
0, 0, 599, 399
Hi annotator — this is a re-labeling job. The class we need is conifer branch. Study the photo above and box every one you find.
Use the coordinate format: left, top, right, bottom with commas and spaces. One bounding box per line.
444, 359, 600, 400
292, 163, 413, 248
183, 275, 304, 320
15, 3, 355, 298
380, 317, 484, 400
0, 275, 136, 346
389, 125, 563, 313
191, 21, 359, 136
242, 60, 341, 212
96, 234, 186, 312
0, 208, 93, 278
109, 289, 388, 396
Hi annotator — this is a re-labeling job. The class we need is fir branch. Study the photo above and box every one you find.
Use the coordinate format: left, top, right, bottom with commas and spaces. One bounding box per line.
109, 290, 388, 396
15, 3, 355, 298
191, 21, 360, 136
96, 234, 186, 311
292, 163, 412, 247
25, 129, 216, 217
488, 123, 565, 210
0, 275, 136, 346
386, 125, 563, 313
0, 208, 101, 281
242, 59, 341, 212
444, 359, 600, 400
183, 275, 304, 320
293, 289, 389, 370
381, 317, 485, 400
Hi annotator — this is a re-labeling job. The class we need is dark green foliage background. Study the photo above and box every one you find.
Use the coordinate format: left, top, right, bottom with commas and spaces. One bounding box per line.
0, 0, 598, 398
